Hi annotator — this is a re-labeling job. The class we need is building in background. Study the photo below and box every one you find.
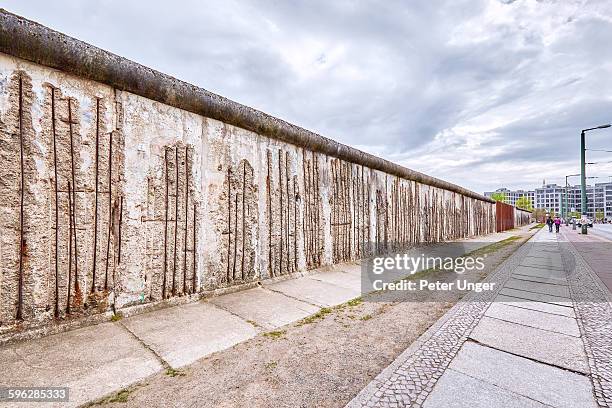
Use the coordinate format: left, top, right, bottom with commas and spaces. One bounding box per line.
486, 182, 612, 220
534, 183, 564, 216
484, 188, 535, 207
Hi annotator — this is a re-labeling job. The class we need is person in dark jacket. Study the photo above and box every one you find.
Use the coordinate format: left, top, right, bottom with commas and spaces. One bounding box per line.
547, 216, 554, 232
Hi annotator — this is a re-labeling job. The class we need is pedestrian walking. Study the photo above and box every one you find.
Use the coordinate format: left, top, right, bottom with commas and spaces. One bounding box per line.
547, 216, 554, 232
554, 216, 561, 233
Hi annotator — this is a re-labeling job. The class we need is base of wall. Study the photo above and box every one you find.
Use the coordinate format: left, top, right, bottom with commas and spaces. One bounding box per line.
0, 263, 349, 346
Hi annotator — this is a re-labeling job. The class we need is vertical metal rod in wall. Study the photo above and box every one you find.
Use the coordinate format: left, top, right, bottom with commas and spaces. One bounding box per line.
51, 87, 60, 318
278, 149, 283, 274
118, 195, 123, 264
16, 74, 25, 321
104, 130, 113, 290
183, 147, 188, 294
232, 193, 238, 281
302, 153, 309, 266
91, 98, 100, 293
162, 148, 169, 299
285, 152, 290, 272
192, 204, 196, 293
172, 147, 178, 296
67, 181, 74, 314
266, 151, 272, 277
241, 161, 246, 281
293, 176, 297, 272
67, 98, 80, 294
226, 167, 231, 283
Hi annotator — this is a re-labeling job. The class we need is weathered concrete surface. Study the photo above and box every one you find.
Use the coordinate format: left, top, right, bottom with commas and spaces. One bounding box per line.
209, 286, 319, 330
495, 294, 575, 317
306, 270, 363, 291
121, 301, 258, 368
265, 276, 361, 307
504, 277, 571, 298
470, 316, 590, 374
449, 342, 597, 408
424, 369, 548, 408
498, 287, 572, 307
0, 322, 162, 408
484, 302, 580, 336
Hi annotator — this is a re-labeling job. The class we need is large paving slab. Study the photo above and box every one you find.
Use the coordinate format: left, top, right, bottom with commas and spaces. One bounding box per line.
504, 278, 571, 298
121, 301, 258, 369
495, 294, 575, 318
484, 302, 580, 336
308, 270, 362, 291
423, 369, 548, 408
499, 287, 572, 306
264, 276, 360, 307
450, 342, 597, 408
520, 256, 565, 271
511, 272, 567, 286
469, 316, 589, 374
0, 322, 162, 408
209, 286, 319, 329
522, 254, 564, 267
513, 264, 567, 279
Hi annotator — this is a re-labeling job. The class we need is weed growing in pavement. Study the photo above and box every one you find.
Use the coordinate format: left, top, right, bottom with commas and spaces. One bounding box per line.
263, 330, 287, 339
297, 307, 333, 326
165, 368, 186, 377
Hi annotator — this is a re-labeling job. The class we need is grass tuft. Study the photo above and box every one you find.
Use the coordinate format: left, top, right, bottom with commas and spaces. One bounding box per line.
263, 330, 287, 339
297, 307, 333, 326
165, 368, 186, 377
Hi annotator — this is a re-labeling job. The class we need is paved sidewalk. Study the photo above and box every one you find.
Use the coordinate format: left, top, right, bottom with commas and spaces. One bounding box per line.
348, 227, 612, 408
560, 224, 612, 294
0, 229, 520, 407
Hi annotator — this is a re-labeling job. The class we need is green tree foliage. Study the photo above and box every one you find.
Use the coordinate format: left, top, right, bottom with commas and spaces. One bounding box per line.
490, 192, 506, 202
515, 196, 533, 211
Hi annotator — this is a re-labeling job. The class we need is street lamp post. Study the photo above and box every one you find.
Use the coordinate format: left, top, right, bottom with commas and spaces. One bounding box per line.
565, 174, 597, 226
565, 174, 579, 224
581, 124, 611, 217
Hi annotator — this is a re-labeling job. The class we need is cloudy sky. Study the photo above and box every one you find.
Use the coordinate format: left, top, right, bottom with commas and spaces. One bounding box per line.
4, 0, 612, 193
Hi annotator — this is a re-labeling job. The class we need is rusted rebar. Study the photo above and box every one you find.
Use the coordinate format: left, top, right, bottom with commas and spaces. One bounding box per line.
51, 86, 60, 318
172, 147, 178, 296
266, 151, 272, 277
16, 74, 25, 321
91, 98, 100, 293
104, 130, 113, 290
240, 161, 246, 281
183, 146, 188, 295
67, 98, 80, 294
67, 181, 73, 314
118, 195, 123, 264
278, 149, 283, 275
226, 167, 231, 283
192, 204, 196, 293
162, 148, 169, 299
232, 192, 238, 281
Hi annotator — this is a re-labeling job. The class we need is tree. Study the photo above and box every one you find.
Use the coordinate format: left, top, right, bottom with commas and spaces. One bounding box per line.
490, 192, 506, 202
515, 196, 533, 211
595, 209, 605, 221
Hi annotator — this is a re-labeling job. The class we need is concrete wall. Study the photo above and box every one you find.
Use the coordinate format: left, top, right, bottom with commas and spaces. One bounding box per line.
0, 11, 496, 339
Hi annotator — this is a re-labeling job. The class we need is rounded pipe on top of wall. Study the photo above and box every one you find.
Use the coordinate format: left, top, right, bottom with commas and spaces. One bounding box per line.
0, 9, 493, 203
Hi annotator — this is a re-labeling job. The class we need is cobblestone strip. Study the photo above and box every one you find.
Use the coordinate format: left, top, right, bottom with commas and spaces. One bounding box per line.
347, 240, 533, 408
561, 240, 612, 408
